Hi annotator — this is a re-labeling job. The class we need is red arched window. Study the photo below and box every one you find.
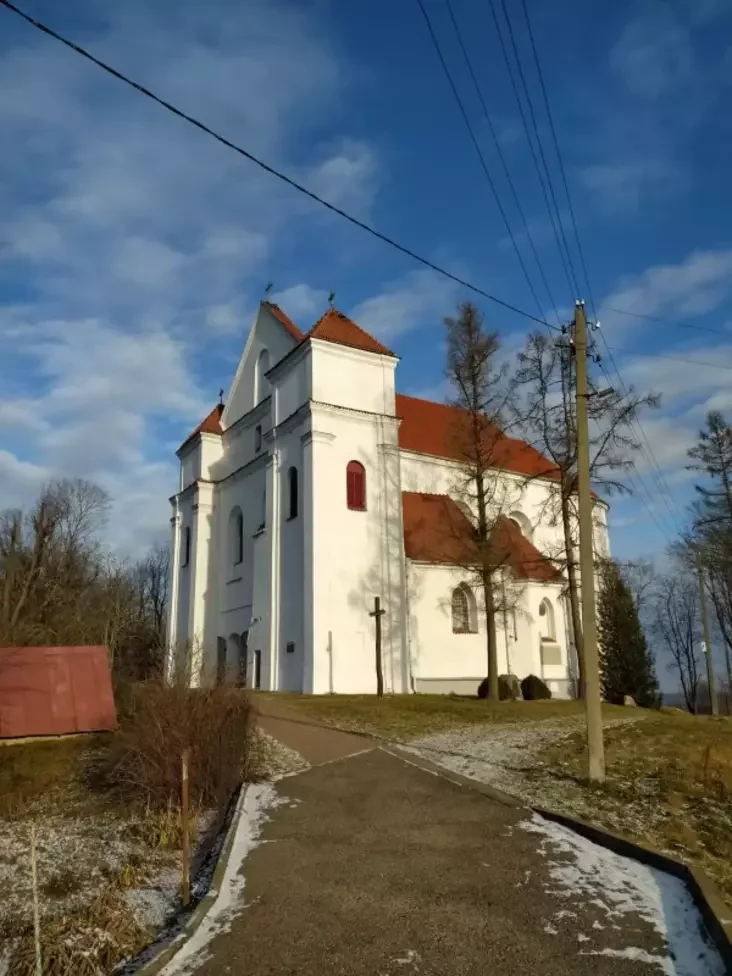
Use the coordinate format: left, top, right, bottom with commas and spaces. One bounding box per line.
346, 460, 366, 511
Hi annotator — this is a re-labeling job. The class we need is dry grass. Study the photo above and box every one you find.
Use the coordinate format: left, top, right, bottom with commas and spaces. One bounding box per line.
539, 712, 732, 908
6, 890, 147, 976
257, 692, 631, 740
0, 734, 110, 818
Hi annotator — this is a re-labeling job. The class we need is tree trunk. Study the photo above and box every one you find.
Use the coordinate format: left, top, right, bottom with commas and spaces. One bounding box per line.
561, 494, 585, 698
482, 572, 499, 700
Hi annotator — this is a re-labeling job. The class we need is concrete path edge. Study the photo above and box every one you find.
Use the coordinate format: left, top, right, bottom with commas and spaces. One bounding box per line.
387, 745, 732, 968
131, 782, 249, 976
533, 805, 732, 970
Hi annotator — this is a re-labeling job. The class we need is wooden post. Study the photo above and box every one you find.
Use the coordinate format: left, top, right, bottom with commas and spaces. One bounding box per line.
30, 823, 42, 976
574, 300, 605, 783
369, 597, 385, 697
697, 553, 719, 716
181, 748, 191, 907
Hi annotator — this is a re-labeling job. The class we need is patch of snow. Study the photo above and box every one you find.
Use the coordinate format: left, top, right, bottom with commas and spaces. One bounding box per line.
583, 947, 675, 967
576, 934, 589, 943
160, 782, 284, 975
394, 949, 421, 966
543, 923, 558, 935
519, 813, 725, 976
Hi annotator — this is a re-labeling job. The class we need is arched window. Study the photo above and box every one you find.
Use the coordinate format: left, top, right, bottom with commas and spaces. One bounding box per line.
452, 584, 477, 633
287, 467, 298, 519
346, 460, 366, 510
229, 506, 243, 565
539, 598, 556, 641
507, 510, 532, 539
256, 349, 270, 403
182, 525, 191, 567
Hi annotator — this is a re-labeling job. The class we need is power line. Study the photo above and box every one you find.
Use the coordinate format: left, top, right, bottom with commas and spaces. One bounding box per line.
414, 0, 552, 329
0, 0, 557, 333
596, 343, 687, 536
483, 0, 577, 299
518, 0, 596, 319
497, 0, 581, 297
605, 305, 732, 341
605, 343, 732, 373
509, 3, 686, 538
441, 0, 561, 325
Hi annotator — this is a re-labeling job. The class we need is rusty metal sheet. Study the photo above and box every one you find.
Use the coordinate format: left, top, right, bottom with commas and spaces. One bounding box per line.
0, 646, 117, 738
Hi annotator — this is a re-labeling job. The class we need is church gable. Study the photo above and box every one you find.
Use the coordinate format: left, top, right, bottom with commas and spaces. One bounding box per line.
221, 302, 304, 429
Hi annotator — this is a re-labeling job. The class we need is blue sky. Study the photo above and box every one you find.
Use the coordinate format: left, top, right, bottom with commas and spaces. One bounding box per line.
1, 0, 732, 559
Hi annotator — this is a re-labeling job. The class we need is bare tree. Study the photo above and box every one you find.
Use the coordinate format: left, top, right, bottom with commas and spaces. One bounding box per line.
515, 331, 659, 695
653, 571, 701, 713
444, 302, 524, 700
0, 479, 169, 682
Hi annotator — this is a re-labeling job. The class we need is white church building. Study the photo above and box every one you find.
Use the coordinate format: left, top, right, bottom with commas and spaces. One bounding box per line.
167, 301, 610, 697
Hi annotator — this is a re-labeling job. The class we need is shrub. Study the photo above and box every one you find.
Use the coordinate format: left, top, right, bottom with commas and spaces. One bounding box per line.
498, 674, 521, 701
108, 683, 255, 813
521, 674, 552, 700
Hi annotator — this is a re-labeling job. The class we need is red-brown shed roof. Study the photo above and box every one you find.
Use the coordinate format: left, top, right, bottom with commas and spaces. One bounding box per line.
307, 307, 396, 357
0, 646, 117, 738
396, 394, 559, 480
402, 491, 562, 581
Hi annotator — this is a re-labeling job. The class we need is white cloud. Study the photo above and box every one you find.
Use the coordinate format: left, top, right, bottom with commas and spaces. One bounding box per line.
600, 248, 732, 333
579, 159, 685, 214
270, 284, 328, 324
349, 269, 458, 342
0, 0, 379, 551
306, 139, 378, 214
610, 19, 695, 98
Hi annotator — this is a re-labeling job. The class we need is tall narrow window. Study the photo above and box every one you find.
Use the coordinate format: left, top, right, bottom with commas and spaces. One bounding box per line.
346, 460, 366, 511
539, 599, 556, 641
216, 637, 227, 685
287, 466, 298, 519
256, 349, 270, 403
451, 584, 476, 633
230, 507, 244, 566
255, 424, 262, 452
182, 525, 191, 567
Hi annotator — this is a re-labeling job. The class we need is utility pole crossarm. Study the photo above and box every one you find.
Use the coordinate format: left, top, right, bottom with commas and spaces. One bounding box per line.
574, 301, 606, 783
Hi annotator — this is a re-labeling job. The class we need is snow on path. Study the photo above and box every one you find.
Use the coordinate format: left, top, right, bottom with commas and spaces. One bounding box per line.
520, 813, 726, 976
159, 782, 285, 975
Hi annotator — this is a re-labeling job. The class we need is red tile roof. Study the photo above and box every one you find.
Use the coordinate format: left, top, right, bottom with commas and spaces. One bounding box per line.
396, 394, 559, 480
262, 301, 305, 342
178, 402, 223, 453
402, 492, 562, 581
307, 307, 396, 357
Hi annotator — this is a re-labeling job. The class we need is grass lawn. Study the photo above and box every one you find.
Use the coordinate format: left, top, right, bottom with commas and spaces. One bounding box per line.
539, 711, 732, 908
255, 692, 631, 739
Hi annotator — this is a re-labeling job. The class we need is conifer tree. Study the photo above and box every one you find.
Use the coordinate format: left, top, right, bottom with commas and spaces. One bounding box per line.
598, 560, 659, 707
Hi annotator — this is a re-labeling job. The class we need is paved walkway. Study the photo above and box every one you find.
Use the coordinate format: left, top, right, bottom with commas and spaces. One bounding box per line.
166, 703, 721, 975
256, 696, 372, 765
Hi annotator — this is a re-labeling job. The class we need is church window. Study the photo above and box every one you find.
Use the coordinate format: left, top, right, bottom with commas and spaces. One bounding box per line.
346, 460, 366, 510
230, 506, 244, 565
452, 584, 476, 633
539, 598, 556, 641
287, 467, 298, 519
182, 525, 191, 568
255, 425, 262, 452
255, 349, 270, 403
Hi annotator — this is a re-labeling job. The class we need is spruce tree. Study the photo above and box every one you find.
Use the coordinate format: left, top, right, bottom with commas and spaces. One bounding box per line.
598, 560, 659, 707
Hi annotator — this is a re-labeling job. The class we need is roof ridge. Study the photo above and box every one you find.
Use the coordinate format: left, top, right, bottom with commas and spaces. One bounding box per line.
307, 306, 395, 357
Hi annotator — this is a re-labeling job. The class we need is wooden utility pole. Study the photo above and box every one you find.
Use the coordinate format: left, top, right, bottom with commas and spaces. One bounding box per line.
696, 553, 719, 716
574, 300, 605, 783
181, 748, 191, 907
370, 597, 385, 697
30, 823, 42, 976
